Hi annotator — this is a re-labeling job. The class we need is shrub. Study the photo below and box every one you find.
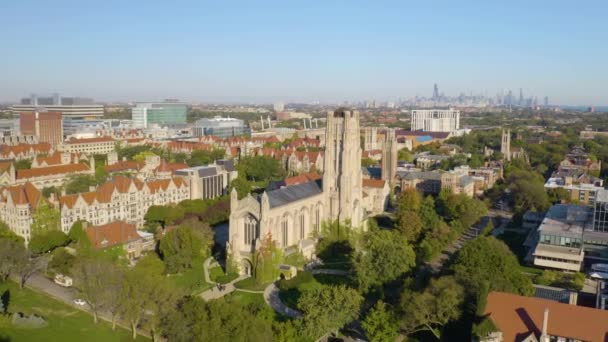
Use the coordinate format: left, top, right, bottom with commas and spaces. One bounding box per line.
278, 272, 314, 291
11, 312, 48, 328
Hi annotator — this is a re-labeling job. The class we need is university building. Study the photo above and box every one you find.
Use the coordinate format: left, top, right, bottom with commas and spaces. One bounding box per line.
228, 109, 389, 275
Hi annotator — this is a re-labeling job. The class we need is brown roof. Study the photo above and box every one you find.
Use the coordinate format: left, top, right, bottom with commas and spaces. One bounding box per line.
59, 176, 187, 209
104, 160, 144, 173
16, 163, 90, 179
4, 183, 41, 209
485, 291, 608, 342
283, 172, 322, 186
0, 142, 52, 158
156, 160, 188, 174
86, 221, 141, 249
363, 179, 386, 188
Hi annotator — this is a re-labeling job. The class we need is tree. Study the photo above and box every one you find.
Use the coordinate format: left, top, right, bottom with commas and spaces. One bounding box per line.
64, 174, 98, 194
398, 149, 414, 162
30, 199, 60, 236
159, 226, 204, 273
252, 233, 283, 284
161, 297, 273, 342
0, 239, 27, 282
72, 257, 116, 323
48, 247, 76, 276
132, 151, 157, 163
396, 188, 422, 212
362, 301, 399, 342
238, 155, 285, 184
353, 230, 415, 292
298, 285, 363, 339
229, 178, 252, 199
395, 210, 423, 242
18, 254, 49, 289
14, 159, 32, 170
0, 221, 24, 245
68, 220, 92, 253
452, 237, 533, 296
28, 230, 69, 255
399, 276, 464, 339
144, 205, 185, 229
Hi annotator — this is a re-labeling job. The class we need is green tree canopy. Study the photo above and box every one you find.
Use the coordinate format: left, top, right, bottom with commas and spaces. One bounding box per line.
452, 236, 534, 297
399, 276, 465, 339
31, 199, 60, 236
159, 225, 205, 273
161, 297, 273, 342
353, 229, 415, 292
362, 301, 399, 342
298, 285, 363, 339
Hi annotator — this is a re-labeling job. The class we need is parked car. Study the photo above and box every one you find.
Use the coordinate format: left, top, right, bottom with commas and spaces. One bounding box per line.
73, 299, 86, 306
54, 274, 73, 287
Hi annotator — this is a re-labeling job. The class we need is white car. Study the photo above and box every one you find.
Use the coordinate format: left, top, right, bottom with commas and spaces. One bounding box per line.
73, 299, 86, 306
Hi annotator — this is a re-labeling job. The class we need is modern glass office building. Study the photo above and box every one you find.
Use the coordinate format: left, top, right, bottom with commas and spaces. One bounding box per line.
193, 116, 251, 138
131, 101, 187, 128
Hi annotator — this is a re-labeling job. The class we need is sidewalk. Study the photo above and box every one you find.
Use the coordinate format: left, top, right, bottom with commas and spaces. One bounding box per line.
263, 283, 301, 318
199, 274, 248, 301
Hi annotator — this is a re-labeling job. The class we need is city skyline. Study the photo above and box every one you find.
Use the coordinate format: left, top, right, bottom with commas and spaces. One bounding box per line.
1, 1, 607, 105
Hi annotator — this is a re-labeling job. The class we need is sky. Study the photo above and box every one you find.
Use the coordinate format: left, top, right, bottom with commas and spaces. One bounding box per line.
1, 0, 607, 105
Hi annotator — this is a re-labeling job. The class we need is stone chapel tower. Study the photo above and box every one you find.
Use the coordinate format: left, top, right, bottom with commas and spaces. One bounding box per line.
323, 108, 364, 227
501, 129, 511, 161
381, 128, 398, 186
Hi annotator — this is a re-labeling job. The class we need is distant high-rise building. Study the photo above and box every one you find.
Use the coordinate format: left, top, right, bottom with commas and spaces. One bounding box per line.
20, 111, 63, 146
507, 90, 513, 106
273, 102, 285, 112
433, 83, 439, 100
544, 96, 549, 107
131, 101, 187, 128
519, 88, 524, 106
411, 109, 460, 133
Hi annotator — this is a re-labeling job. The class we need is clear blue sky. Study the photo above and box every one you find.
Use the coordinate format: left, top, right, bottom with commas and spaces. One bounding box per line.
1, 0, 606, 105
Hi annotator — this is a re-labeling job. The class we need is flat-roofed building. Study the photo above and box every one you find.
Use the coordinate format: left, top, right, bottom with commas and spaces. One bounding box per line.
131, 101, 187, 128
174, 160, 237, 200
532, 204, 588, 271
60, 136, 116, 154
411, 109, 460, 133
192, 116, 251, 138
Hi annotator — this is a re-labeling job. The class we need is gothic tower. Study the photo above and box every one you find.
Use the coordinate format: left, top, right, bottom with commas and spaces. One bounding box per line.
363, 126, 378, 151
381, 128, 397, 186
501, 129, 511, 161
323, 108, 364, 227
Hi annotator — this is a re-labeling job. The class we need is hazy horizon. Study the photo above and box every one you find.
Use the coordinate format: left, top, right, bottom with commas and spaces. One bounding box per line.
1, 1, 607, 106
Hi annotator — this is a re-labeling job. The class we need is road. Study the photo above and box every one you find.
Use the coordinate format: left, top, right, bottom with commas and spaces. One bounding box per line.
19, 272, 151, 338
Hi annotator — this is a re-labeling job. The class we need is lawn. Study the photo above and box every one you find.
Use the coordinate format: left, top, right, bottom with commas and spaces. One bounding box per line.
0, 281, 148, 342
222, 291, 290, 322
167, 258, 213, 295
233, 277, 269, 291
208, 266, 239, 284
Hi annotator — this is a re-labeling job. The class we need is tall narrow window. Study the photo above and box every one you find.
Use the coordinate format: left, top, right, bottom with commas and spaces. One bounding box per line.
300, 214, 305, 240
282, 219, 288, 247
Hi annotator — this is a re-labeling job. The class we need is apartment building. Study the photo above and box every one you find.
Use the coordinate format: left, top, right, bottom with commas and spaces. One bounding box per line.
545, 169, 604, 205
85, 221, 155, 260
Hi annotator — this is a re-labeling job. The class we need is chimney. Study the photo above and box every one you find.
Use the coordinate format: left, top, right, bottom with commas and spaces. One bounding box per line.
540, 308, 550, 342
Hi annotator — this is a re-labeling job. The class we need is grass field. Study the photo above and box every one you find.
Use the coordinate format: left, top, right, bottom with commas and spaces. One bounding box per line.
0, 281, 148, 342
208, 266, 239, 284
166, 258, 213, 295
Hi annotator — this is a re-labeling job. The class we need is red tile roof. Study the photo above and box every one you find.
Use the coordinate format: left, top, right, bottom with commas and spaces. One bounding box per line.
86, 221, 141, 249
283, 172, 322, 186
16, 163, 90, 179
104, 160, 144, 173
3, 183, 41, 209
485, 291, 608, 342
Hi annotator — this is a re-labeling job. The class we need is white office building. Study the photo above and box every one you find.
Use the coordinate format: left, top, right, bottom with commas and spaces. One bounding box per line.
411, 109, 460, 133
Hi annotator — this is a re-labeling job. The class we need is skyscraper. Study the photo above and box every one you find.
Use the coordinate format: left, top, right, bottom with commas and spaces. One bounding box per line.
432, 83, 439, 100
544, 96, 549, 107
519, 88, 524, 106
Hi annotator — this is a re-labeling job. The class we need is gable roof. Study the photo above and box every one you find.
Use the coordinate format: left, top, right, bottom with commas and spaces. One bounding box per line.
86, 221, 141, 249
16, 163, 90, 179
485, 291, 608, 342
266, 180, 323, 208
3, 182, 41, 209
